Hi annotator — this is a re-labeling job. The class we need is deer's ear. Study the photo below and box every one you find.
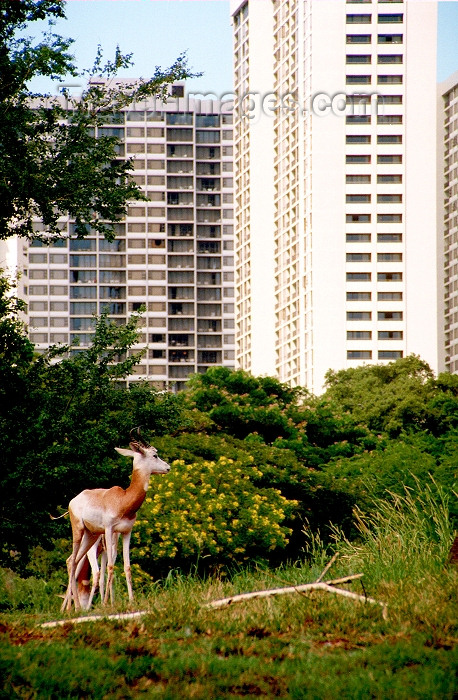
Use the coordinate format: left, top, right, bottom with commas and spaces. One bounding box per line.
115, 447, 136, 458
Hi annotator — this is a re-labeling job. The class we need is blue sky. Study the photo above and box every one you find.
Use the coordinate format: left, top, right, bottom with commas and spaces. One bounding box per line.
26, 0, 458, 95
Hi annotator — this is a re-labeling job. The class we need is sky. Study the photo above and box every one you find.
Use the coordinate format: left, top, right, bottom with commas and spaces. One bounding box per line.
25, 0, 458, 97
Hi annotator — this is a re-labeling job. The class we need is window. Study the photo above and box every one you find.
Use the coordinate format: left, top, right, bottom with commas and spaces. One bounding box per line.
379, 331, 403, 340
29, 254, 47, 264
100, 239, 125, 251
346, 14, 372, 23
167, 113, 192, 125
71, 286, 97, 299
377, 174, 402, 183
379, 350, 403, 359
378, 291, 403, 300
167, 128, 193, 142
346, 76, 372, 85
378, 194, 402, 203
128, 254, 146, 265
377, 214, 402, 222
347, 292, 372, 300
378, 97, 403, 108
346, 34, 371, 43
346, 135, 371, 144
346, 214, 371, 222
50, 285, 67, 296
50, 302, 67, 312
377, 233, 402, 242
29, 285, 48, 295
196, 130, 220, 144
347, 253, 371, 262
100, 286, 126, 299
70, 239, 97, 251
347, 331, 372, 340
378, 252, 402, 262
378, 115, 403, 124
346, 155, 371, 163
378, 74, 403, 83
70, 302, 97, 315
29, 301, 48, 311
30, 317, 48, 327
346, 194, 371, 203
377, 154, 402, 163
29, 333, 48, 343
49, 254, 68, 265
100, 302, 126, 315
346, 174, 371, 183
377, 272, 403, 281
196, 116, 220, 128
347, 272, 371, 281
378, 311, 403, 320
346, 115, 371, 125
378, 33, 403, 43
378, 54, 403, 63
99, 254, 125, 267
71, 270, 97, 283
71, 318, 95, 331
128, 239, 146, 249
348, 350, 372, 359
347, 54, 372, 63
378, 13, 403, 22
377, 134, 402, 143
346, 233, 371, 242
147, 128, 165, 139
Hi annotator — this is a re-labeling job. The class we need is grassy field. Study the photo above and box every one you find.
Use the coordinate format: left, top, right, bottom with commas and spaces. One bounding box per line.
1, 484, 457, 699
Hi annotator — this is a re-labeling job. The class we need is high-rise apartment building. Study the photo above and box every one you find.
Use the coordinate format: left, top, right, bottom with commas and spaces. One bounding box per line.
438, 71, 458, 375
231, 0, 439, 394
0, 89, 235, 390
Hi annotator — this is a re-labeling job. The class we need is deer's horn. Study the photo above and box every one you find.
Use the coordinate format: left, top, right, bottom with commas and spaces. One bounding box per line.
130, 426, 151, 448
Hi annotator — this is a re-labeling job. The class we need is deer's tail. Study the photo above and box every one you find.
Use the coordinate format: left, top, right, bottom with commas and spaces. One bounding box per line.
49, 511, 69, 520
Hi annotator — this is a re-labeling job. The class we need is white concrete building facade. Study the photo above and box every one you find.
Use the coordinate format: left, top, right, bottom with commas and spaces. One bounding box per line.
231, 0, 439, 394
0, 90, 236, 390
438, 71, 458, 374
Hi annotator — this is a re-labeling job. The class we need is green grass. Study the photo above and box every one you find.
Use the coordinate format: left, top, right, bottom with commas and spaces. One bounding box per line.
1, 481, 457, 699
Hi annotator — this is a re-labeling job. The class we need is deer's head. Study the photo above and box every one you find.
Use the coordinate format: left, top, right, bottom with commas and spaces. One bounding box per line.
115, 427, 171, 474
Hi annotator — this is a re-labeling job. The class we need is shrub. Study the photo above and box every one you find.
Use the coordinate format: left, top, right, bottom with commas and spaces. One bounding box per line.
132, 456, 299, 573
329, 476, 455, 584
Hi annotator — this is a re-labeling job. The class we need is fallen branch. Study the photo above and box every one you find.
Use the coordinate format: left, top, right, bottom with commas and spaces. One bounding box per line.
203, 579, 387, 618
40, 610, 148, 629
315, 552, 340, 583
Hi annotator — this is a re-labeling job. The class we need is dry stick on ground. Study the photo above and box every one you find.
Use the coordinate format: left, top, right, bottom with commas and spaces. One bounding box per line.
203, 555, 388, 620
40, 611, 149, 629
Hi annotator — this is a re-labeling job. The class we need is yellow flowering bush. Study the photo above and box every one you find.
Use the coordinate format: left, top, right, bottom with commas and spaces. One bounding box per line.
132, 456, 299, 571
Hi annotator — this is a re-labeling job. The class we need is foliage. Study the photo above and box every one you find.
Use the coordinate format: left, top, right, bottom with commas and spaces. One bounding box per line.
321, 434, 457, 509
322, 355, 438, 437
330, 476, 455, 586
0, 306, 184, 569
0, 0, 197, 240
0, 488, 456, 699
0, 270, 34, 399
184, 366, 306, 442
132, 456, 299, 573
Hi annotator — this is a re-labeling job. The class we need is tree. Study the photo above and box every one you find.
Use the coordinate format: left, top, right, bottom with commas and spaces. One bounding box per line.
0, 0, 197, 240
321, 355, 436, 437
0, 292, 185, 569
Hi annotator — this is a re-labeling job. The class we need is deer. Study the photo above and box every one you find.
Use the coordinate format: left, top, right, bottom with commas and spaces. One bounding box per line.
62, 534, 116, 611
62, 428, 170, 612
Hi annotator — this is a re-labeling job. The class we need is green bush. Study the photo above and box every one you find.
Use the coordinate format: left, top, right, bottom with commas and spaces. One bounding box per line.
132, 456, 299, 573
329, 476, 455, 584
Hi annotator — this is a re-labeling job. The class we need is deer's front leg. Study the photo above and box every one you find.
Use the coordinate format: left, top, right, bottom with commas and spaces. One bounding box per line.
122, 531, 134, 602
103, 528, 115, 605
